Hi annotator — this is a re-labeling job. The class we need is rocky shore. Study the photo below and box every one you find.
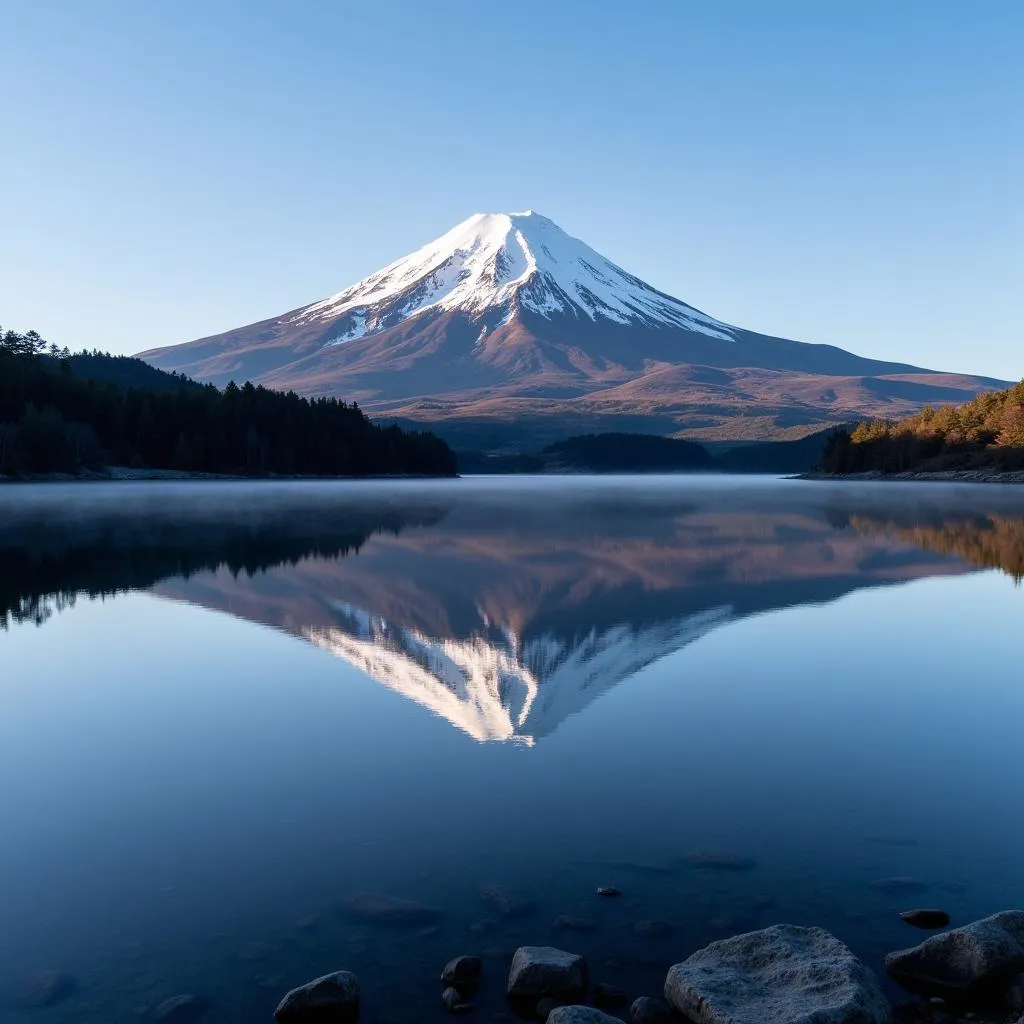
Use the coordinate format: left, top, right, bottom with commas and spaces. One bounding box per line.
800, 469, 1024, 484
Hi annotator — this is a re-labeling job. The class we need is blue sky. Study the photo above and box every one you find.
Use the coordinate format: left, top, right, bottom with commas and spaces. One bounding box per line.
1, 0, 1020, 379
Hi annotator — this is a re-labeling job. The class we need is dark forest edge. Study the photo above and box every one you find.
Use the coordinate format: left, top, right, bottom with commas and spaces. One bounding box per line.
820, 380, 1024, 477
0, 327, 457, 479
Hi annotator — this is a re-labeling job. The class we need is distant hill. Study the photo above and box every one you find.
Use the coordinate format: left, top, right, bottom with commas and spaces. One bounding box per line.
823, 379, 1024, 474
59, 350, 201, 393
713, 425, 849, 474
543, 433, 714, 472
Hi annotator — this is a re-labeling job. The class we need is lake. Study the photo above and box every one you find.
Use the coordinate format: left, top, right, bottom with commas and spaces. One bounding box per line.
2, 475, 1023, 1023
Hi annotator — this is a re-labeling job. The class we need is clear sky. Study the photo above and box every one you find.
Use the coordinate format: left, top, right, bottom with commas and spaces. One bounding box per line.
1, 0, 1020, 379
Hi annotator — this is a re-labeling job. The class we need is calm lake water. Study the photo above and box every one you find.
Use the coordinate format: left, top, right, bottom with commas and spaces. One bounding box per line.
2, 475, 1024, 1023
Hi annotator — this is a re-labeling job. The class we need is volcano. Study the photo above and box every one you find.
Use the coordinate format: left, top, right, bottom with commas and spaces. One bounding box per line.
140, 212, 1004, 441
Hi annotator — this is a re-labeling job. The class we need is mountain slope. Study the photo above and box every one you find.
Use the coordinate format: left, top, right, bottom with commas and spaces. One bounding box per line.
140, 212, 1005, 439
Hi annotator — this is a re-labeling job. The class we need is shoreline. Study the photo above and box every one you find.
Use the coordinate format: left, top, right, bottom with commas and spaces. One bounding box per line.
799, 469, 1024, 485
0, 467, 459, 484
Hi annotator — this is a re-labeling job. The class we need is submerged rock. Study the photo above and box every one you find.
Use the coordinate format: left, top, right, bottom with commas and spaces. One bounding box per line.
154, 995, 208, 1024
885, 910, 1024, 999
342, 891, 441, 926
442, 955, 483, 989
15, 971, 77, 1008
442, 987, 471, 1013
593, 982, 628, 1008
681, 852, 756, 872
554, 915, 598, 933
547, 1009, 620, 1024
507, 946, 588, 1002
870, 877, 929, 895
480, 885, 537, 919
274, 971, 360, 1023
536, 997, 562, 1019
596, 886, 621, 898
665, 924, 891, 1024
900, 909, 951, 930
629, 996, 671, 1024
633, 919, 673, 939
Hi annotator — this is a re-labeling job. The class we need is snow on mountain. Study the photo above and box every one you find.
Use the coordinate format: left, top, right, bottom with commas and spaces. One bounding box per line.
302, 600, 733, 744
288, 211, 736, 343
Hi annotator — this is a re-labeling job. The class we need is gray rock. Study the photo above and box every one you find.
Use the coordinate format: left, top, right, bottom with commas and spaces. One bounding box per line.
629, 996, 671, 1024
507, 946, 588, 1002
536, 998, 562, 1019
155, 995, 208, 1024
274, 971, 360, 1023
442, 987, 468, 1013
885, 910, 1024, 999
442, 955, 483, 990
554, 915, 598, 933
899, 909, 951, 930
665, 924, 891, 1024
633, 919, 673, 939
547, 1009, 620, 1024
1008, 974, 1024, 1011
480, 885, 537, 920
341, 891, 441, 926
593, 982, 628, 1008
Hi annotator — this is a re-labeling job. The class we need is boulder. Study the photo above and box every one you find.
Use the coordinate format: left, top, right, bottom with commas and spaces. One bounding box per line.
442, 986, 471, 1013
154, 995, 208, 1024
481, 885, 537, 919
274, 971, 360, 1023
899, 909, 951, 930
507, 946, 588, 1002
547, 1009, 621, 1024
664, 924, 891, 1024
1008, 974, 1024, 1011
341, 892, 441, 926
885, 910, 1024, 999
442, 955, 483, 990
537, 997, 562, 1019
629, 996, 671, 1024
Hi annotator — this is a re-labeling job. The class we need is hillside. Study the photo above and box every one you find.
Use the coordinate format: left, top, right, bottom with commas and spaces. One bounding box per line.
822, 380, 1024, 475
139, 212, 1005, 441
0, 327, 456, 478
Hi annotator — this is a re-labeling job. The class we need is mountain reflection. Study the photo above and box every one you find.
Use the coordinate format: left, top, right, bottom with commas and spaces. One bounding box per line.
4, 481, 1024, 742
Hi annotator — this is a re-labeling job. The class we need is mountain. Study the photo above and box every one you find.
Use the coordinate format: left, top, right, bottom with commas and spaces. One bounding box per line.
140, 212, 1006, 441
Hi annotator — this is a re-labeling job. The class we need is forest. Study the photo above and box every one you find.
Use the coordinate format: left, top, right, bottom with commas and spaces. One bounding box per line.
0, 327, 457, 478
822, 380, 1024, 474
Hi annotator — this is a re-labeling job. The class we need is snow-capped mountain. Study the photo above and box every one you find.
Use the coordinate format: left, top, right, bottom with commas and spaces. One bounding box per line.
140, 212, 1004, 438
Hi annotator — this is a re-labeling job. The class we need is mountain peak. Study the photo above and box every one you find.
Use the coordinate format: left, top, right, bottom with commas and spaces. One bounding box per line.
287, 211, 736, 344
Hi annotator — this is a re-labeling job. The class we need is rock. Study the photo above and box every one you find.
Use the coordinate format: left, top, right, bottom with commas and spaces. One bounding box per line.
554, 915, 598, 933
596, 887, 621, 898
629, 996, 671, 1024
480, 885, 537, 920
870, 877, 929, 895
274, 971, 360, 1024
15, 971, 78, 1008
547, 1009, 620, 1024
885, 910, 1024, 999
1007, 974, 1024, 1011
442, 987, 466, 1012
633, 919, 673, 939
507, 946, 588, 1002
680, 852, 756, 871
900, 909, 951, 930
154, 995, 208, 1024
442, 955, 483, 990
342, 891, 441, 926
593, 982, 628, 1008
664, 924, 891, 1024
537, 998, 562, 1019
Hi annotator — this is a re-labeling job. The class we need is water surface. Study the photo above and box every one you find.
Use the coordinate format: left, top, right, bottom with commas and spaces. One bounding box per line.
2, 476, 1023, 1022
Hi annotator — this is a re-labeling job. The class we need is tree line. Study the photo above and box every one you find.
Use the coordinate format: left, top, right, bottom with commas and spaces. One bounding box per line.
0, 326, 457, 478
822, 380, 1024, 474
